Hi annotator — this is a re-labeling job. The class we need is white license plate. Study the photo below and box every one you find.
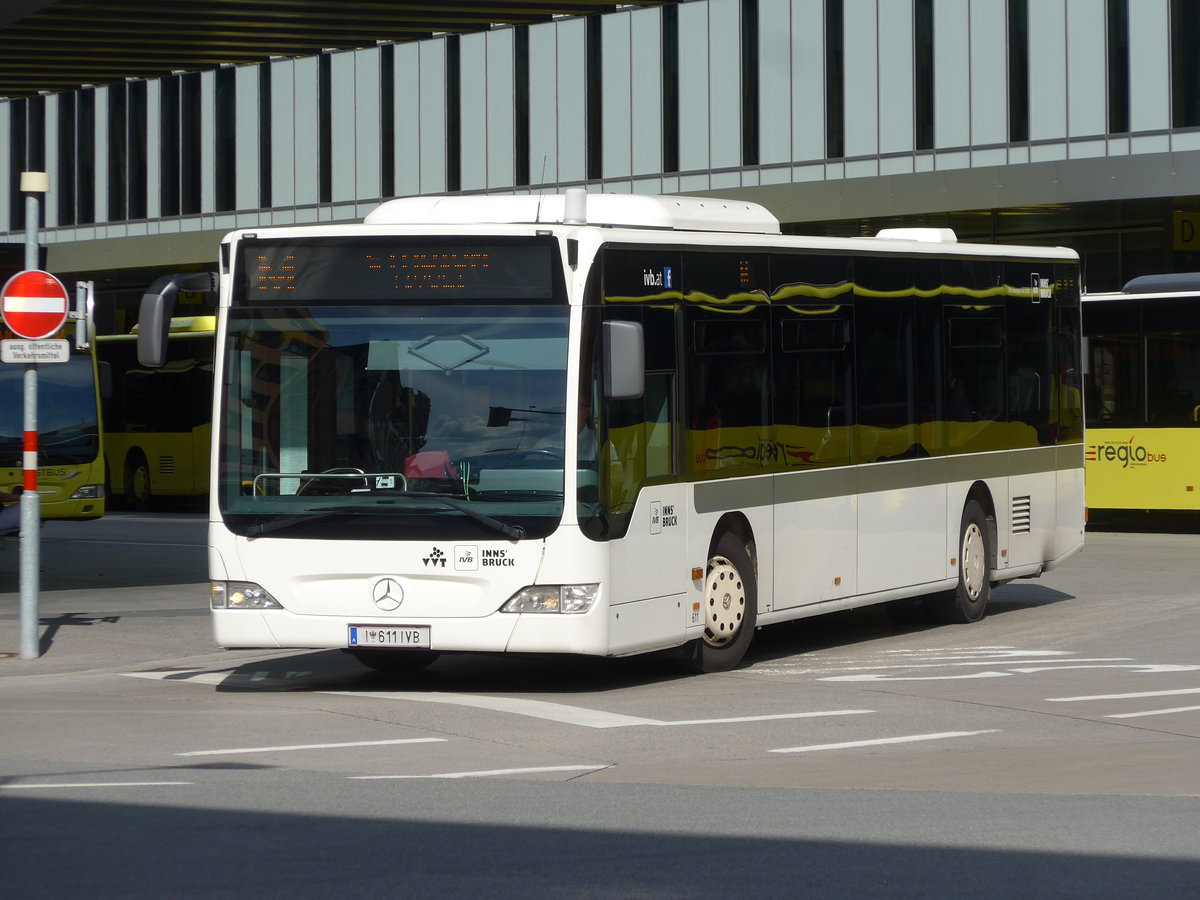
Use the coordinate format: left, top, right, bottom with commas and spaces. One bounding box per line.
348, 625, 430, 649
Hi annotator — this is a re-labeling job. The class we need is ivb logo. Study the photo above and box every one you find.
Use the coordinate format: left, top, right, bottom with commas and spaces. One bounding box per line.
1086, 437, 1167, 469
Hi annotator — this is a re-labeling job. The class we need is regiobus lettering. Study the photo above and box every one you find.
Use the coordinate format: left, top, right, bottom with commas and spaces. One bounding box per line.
1085, 439, 1167, 468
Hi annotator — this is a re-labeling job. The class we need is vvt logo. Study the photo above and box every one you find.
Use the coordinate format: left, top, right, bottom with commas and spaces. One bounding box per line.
422, 547, 447, 568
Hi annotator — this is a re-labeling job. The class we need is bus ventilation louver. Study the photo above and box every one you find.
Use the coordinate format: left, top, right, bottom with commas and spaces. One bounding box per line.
1011, 496, 1032, 534
158, 456, 176, 475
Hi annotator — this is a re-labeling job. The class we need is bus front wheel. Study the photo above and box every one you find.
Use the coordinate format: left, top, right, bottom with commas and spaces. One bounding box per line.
927, 499, 991, 624
125, 452, 152, 511
687, 532, 757, 673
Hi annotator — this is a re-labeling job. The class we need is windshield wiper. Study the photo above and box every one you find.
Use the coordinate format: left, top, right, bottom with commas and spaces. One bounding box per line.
247, 495, 525, 542
389, 492, 526, 541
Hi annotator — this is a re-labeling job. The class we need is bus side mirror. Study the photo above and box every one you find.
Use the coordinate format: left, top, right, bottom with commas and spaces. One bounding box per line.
602, 320, 644, 400
137, 272, 216, 368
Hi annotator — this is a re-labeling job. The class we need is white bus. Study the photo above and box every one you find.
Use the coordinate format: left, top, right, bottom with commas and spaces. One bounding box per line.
138, 192, 1085, 673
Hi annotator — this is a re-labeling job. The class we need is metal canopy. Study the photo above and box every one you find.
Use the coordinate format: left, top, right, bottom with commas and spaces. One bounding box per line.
0, 0, 670, 99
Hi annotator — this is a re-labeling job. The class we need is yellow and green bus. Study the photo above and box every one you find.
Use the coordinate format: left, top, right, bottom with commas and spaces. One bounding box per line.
1083, 273, 1200, 511
98, 315, 214, 509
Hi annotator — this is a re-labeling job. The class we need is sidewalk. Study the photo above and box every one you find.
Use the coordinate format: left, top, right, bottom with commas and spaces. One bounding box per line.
0, 512, 246, 676
0, 580, 222, 676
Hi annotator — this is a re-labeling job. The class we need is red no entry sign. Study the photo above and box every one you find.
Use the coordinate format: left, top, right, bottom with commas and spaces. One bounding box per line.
1, 269, 69, 340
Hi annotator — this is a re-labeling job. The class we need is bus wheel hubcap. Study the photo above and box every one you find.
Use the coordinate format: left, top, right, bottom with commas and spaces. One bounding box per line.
962, 523, 985, 600
704, 555, 745, 647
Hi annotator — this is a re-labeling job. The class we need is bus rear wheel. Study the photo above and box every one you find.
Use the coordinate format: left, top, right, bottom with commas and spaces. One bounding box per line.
927, 499, 991, 624
687, 532, 757, 673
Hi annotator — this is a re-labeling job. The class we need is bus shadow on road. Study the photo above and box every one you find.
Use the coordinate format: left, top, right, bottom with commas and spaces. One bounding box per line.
201, 584, 1078, 695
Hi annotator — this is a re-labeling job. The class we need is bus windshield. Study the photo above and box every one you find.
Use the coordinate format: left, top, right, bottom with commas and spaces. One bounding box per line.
0, 355, 101, 466
218, 305, 570, 540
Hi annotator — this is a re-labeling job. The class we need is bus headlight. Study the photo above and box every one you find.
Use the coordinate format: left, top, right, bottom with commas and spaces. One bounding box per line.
69, 484, 104, 500
501, 584, 599, 614
211, 581, 283, 610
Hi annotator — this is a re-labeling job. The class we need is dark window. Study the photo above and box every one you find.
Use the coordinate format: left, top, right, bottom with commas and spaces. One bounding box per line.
379, 46, 393, 200
687, 309, 769, 430
8, 99, 27, 231
128, 80, 148, 220
768, 252, 853, 302
694, 319, 766, 355
601, 248, 683, 301
445, 38, 460, 193
514, 26, 531, 187
684, 251, 767, 303
160, 77, 180, 217
1005, 263, 1055, 445
318, 54, 332, 203
775, 306, 853, 466
946, 308, 1006, 424
77, 89, 95, 224
1107, 0, 1130, 133
108, 85, 127, 222
855, 298, 917, 456
825, 0, 844, 159
1008, 0, 1029, 142
57, 92, 76, 226
28, 95, 45, 171
741, 0, 759, 166
180, 73, 202, 215
662, 4, 680, 173
587, 15, 603, 180
914, 0, 934, 150
1171, 0, 1200, 127
215, 66, 236, 212
1144, 297, 1200, 425
1083, 299, 1141, 427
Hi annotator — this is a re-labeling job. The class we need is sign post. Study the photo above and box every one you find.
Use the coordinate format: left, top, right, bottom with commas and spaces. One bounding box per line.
12, 172, 50, 659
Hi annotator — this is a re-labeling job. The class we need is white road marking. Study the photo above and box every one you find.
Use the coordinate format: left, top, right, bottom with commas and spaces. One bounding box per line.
1105, 706, 1200, 719
771, 730, 1000, 754
1046, 687, 1200, 702
125, 670, 875, 729
660, 710, 873, 726
324, 690, 871, 729
349, 764, 609, 780
325, 690, 660, 727
822, 671, 1012, 682
175, 738, 446, 756
1, 781, 193, 790
1010, 664, 1200, 674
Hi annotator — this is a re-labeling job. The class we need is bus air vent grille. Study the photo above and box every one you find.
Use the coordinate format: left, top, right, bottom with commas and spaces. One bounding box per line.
1011, 495, 1032, 534
158, 456, 176, 475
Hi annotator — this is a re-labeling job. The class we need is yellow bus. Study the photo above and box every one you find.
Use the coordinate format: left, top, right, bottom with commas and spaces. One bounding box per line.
1083, 273, 1200, 511
1, 310, 106, 525
98, 315, 215, 509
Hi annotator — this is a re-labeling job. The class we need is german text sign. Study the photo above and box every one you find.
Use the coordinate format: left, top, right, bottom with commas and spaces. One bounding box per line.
1, 270, 69, 340
1, 339, 70, 363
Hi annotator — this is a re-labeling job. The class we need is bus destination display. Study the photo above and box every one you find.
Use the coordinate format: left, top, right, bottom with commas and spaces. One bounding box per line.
237, 238, 560, 304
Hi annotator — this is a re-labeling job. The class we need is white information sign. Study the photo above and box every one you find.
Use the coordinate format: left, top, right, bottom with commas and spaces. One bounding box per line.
1, 338, 70, 363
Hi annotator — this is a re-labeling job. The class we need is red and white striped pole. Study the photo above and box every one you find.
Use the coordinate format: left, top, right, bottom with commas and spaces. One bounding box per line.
19, 171, 48, 661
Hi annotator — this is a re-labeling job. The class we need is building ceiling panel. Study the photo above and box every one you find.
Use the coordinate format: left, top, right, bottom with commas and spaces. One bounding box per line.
0, 0, 670, 99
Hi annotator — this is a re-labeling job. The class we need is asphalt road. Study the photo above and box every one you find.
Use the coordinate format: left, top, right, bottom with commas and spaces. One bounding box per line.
2, 512, 1199, 897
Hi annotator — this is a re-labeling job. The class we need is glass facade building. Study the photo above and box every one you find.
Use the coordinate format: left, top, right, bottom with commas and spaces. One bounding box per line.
2, 0, 1199, 298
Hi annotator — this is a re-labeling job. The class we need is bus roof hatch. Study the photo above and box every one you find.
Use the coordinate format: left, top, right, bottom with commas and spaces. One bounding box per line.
364, 191, 782, 235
